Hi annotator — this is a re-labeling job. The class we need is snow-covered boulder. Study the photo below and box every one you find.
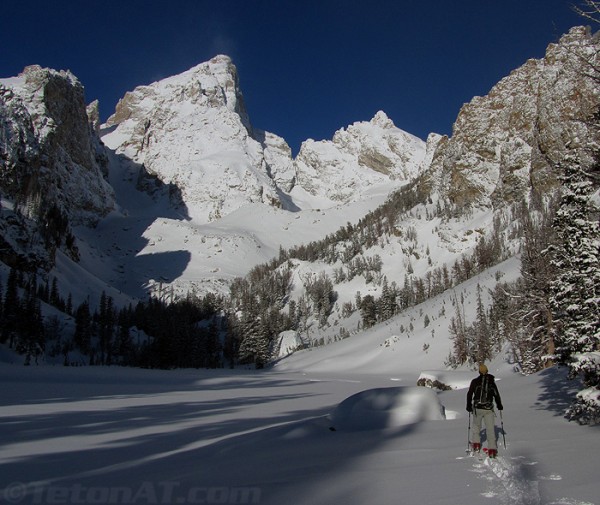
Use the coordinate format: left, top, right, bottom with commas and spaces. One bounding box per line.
277, 330, 304, 358
328, 386, 446, 431
417, 371, 475, 391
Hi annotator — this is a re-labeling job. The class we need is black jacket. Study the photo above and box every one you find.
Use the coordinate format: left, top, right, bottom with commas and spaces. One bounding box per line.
466, 373, 503, 412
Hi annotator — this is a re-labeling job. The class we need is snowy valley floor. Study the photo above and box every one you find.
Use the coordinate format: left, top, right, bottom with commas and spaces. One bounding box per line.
0, 363, 598, 505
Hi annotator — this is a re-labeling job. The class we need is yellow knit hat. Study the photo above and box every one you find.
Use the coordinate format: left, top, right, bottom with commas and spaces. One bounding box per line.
479, 363, 488, 374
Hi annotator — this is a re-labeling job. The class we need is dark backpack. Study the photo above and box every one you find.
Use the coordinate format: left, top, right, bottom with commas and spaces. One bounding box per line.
474, 375, 494, 410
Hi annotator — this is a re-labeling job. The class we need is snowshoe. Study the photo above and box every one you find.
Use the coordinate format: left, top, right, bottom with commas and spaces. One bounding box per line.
469, 443, 482, 458
482, 448, 498, 458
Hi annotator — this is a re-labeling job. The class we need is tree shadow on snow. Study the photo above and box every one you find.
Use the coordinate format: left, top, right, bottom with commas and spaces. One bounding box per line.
533, 366, 580, 417
0, 373, 428, 505
0, 373, 327, 496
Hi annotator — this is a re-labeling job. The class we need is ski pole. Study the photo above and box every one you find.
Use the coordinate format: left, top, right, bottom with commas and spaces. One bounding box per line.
500, 410, 506, 449
466, 412, 472, 452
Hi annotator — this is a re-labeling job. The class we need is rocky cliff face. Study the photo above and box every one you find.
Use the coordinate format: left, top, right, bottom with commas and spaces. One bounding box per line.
0, 65, 115, 224
422, 26, 600, 210
0, 66, 115, 269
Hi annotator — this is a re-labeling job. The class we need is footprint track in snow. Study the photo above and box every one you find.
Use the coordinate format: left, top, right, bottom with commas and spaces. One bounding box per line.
468, 455, 591, 505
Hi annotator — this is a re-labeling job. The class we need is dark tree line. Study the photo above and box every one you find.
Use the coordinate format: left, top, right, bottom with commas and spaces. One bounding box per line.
0, 268, 224, 368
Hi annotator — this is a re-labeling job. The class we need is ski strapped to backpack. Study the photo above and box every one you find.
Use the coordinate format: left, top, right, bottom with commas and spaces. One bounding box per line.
474, 374, 494, 410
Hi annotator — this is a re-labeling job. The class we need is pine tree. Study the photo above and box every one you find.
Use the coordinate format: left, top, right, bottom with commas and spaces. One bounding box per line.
237, 312, 269, 368
448, 294, 469, 366
74, 300, 93, 357
305, 272, 335, 327
116, 308, 133, 364
0, 278, 4, 325
204, 320, 221, 368
18, 293, 45, 365
549, 152, 600, 424
513, 205, 558, 373
473, 284, 492, 363
223, 312, 241, 368
360, 295, 378, 329
2, 268, 20, 347
379, 277, 394, 321
49, 277, 62, 309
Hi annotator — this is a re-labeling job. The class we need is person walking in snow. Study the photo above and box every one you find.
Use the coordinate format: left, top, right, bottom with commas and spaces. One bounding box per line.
466, 363, 503, 458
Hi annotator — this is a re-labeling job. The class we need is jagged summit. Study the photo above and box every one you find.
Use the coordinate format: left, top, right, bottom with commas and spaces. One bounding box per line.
102, 57, 427, 220
102, 55, 282, 222
106, 54, 249, 129
292, 111, 426, 205
370, 110, 395, 129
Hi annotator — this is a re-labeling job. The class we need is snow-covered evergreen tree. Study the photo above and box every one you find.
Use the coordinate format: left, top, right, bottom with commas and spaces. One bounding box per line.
515, 204, 558, 373
473, 284, 492, 363
448, 294, 469, 366
237, 312, 270, 368
549, 151, 600, 424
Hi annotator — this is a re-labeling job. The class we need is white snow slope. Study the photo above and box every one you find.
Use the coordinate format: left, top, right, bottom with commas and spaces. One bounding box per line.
65, 143, 397, 303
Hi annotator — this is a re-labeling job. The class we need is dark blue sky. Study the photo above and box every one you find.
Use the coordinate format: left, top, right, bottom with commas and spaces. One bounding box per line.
1, 0, 584, 155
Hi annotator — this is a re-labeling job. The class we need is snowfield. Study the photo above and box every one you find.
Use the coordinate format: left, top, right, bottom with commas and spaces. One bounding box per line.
1, 358, 598, 505
0, 247, 597, 505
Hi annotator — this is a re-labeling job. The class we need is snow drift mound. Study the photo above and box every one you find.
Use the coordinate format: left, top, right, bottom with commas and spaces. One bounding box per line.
329, 387, 446, 432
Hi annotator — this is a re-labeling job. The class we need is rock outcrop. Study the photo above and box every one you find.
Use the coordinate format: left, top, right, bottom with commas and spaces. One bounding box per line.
0, 65, 115, 224
422, 26, 600, 210
0, 66, 115, 269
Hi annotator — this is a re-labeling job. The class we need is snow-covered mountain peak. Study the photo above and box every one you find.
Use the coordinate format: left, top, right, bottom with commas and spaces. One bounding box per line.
370, 110, 394, 129
16, 64, 80, 89
292, 111, 426, 205
106, 54, 248, 130
102, 56, 429, 220
102, 55, 282, 223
